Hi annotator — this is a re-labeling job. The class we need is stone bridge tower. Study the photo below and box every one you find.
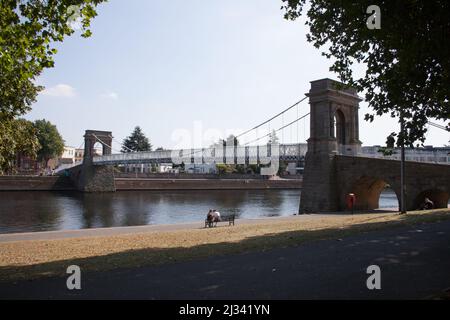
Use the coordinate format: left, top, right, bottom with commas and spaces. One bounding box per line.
75, 130, 116, 192
83, 130, 113, 162
300, 79, 362, 213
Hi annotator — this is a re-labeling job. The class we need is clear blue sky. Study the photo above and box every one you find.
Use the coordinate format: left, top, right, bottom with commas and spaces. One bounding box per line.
26, 0, 449, 150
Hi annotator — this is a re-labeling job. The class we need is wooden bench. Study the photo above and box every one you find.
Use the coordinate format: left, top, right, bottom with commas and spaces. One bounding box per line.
204, 214, 235, 228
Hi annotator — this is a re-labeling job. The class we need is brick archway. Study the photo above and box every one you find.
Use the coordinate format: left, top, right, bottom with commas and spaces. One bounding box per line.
300, 78, 450, 213
83, 130, 112, 163
334, 109, 346, 153
347, 176, 400, 211
335, 156, 450, 212
413, 189, 449, 210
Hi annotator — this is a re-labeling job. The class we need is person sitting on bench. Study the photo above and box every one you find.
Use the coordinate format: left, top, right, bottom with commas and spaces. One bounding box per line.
212, 209, 221, 222
421, 197, 434, 210
206, 209, 213, 223
206, 209, 221, 227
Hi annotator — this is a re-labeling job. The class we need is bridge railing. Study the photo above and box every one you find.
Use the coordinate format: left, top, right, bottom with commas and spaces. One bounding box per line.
357, 149, 450, 165
92, 144, 308, 165
54, 160, 83, 173
91, 144, 448, 166
93, 150, 173, 164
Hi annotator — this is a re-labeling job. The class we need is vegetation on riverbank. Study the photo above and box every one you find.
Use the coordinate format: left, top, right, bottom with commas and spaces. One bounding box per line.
0, 209, 449, 282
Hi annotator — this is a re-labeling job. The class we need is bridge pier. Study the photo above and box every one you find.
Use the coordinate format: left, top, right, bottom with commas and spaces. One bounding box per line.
300, 79, 362, 213
77, 163, 116, 192
300, 78, 449, 213
68, 130, 116, 192
334, 156, 449, 211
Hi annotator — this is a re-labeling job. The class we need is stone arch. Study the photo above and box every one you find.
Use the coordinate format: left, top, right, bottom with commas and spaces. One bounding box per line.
334, 108, 346, 148
347, 175, 400, 211
83, 130, 112, 162
92, 142, 103, 157
413, 189, 449, 209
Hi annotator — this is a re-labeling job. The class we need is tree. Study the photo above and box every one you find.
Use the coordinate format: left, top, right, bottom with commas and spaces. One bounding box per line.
282, 1, 450, 146
33, 119, 65, 165
0, 118, 40, 174
247, 164, 260, 175
209, 139, 224, 149
216, 164, 234, 175
234, 164, 246, 174
226, 134, 239, 147
377, 133, 397, 156
277, 160, 288, 176
0, 0, 105, 172
0, 0, 105, 120
122, 126, 152, 152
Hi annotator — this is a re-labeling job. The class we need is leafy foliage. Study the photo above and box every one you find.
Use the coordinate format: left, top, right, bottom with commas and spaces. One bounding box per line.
216, 163, 234, 175
282, 0, 450, 146
247, 164, 260, 174
0, 0, 105, 120
0, 0, 105, 173
277, 160, 288, 176
33, 119, 65, 164
225, 134, 239, 146
122, 126, 152, 152
0, 118, 40, 174
234, 164, 246, 174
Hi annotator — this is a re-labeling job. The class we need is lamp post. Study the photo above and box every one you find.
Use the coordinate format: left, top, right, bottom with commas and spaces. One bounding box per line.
400, 109, 407, 214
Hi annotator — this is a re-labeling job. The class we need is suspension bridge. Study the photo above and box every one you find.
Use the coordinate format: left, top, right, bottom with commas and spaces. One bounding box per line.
62, 78, 449, 213
55, 95, 313, 172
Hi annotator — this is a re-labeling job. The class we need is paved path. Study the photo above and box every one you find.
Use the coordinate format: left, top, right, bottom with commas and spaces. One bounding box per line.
1, 219, 449, 299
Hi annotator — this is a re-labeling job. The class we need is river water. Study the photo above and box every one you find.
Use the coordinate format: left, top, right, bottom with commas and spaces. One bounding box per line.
0, 189, 401, 234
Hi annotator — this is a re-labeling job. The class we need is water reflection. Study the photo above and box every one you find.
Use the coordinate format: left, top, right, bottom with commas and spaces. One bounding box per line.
0, 188, 416, 234
0, 190, 302, 233
379, 188, 399, 209
79, 193, 116, 228
0, 192, 66, 233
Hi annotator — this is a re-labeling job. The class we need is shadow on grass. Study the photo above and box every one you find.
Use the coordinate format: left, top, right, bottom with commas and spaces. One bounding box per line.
0, 209, 449, 283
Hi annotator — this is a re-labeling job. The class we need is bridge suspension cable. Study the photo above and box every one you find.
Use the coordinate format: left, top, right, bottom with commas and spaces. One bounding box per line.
99, 96, 310, 158
75, 140, 84, 151
180, 97, 311, 153
177, 96, 310, 158
111, 136, 134, 153
428, 121, 449, 132
91, 133, 124, 154
235, 96, 308, 139
244, 112, 310, 146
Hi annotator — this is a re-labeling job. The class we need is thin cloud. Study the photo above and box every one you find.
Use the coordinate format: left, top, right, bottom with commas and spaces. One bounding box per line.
100, 92, 119, 100
41, 84, 76, 97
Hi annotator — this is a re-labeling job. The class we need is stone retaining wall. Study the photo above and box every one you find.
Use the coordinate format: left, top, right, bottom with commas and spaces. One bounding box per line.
0, 176, 302, 191
114, 173, 266, 180
0, 176, 75, 191
115, 178, 302, 190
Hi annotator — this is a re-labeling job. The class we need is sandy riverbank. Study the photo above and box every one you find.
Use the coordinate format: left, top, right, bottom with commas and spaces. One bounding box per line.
0, 209, 449, 282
